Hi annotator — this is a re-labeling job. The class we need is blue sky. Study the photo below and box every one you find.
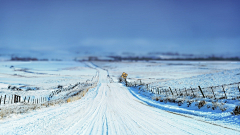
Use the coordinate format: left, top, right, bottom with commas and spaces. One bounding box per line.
0, 0, 240, 56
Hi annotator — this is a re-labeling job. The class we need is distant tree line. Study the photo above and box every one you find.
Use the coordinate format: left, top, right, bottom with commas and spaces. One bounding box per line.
11, 57, 48, 61
108, 56, 240, 61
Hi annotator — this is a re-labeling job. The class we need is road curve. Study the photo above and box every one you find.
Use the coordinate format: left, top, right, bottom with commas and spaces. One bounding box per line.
0, 66, 239, 135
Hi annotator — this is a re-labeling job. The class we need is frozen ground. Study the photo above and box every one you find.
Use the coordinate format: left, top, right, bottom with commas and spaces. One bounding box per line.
93, 61, 240, 84
0, 63, 240, 134
94, 61, 240, 127
0, 61, 97, 102
0, 61, 96, 89
0, 61, 240, 134
94, 61, 240, 100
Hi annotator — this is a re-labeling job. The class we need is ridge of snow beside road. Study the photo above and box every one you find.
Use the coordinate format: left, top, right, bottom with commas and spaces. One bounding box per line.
128, 86, 240, 130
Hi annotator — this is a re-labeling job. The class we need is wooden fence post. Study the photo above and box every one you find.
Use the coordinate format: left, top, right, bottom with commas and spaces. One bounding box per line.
28, 97, 30, 103
0, 95, 2, 105
174, 89, 178, 96
11, 95, 13, 104
238, 85, 240, 93
211, 87, 216, 99
4, 95, 6, 104
222, 85, 227, 99
185, 88, 188, 95
190, 88, 195, 97
14, 95, 16, 103
169, 87, 173, 95
179, 89, 182, 96
198, 86, 205, 98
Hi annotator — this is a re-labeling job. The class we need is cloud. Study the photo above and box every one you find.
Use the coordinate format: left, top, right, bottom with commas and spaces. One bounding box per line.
0, 0, 239, 56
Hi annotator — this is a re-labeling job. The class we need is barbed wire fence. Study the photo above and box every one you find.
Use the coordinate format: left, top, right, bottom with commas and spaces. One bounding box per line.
0, 71, 99, 106
125, 79, 240, 100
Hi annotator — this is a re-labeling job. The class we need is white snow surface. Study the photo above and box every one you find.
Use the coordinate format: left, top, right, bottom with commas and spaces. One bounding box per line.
93, 61, 240, 84
0, 61, 97, 102
0, 63, 240, 134
0, 61, 96, 89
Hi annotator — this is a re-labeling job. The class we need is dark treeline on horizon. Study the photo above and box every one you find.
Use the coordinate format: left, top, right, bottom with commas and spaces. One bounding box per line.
107, 56, 240, 62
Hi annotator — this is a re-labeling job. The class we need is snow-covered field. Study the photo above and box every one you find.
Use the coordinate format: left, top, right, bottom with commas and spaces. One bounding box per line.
94, 61, 240, 84
0, 60, 240, 134
0, 61, 98, 118
94, 61, 240, 126
0, 61, 97, 98
0, 61, 97, 90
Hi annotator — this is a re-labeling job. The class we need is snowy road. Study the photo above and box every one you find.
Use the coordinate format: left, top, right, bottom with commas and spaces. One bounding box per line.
0, 67, 239, 135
